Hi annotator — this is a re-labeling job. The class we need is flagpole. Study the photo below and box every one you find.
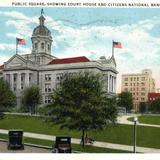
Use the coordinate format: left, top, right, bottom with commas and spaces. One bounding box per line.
16, 38, 18, 55
112, 40, 114, 57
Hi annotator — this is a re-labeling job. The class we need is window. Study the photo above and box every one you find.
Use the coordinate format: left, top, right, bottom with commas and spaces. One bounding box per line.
35, 43, 38, 49
141, 82, 145, 86
29, 73, 32, 82
137, 82, 139, 86
48, 44, 50, 51
41, 43, 44, 49
125, 83, 128, 86
45, 96, 52, 104
141, 98, 145, 101
45, 84, 51, 93
45, 74, 51, 81
137, 77, 139, 81
141, 88, 145, 91
21, 83, 24, 90
13, 74, 17, 82
141, 92, 145, 96
21, 74, 25, 82
134, 77, 136, 81
56, 73, 63, 81
130, 78, 132, 81
141, 77, 145, 81
124, 78, 128, 81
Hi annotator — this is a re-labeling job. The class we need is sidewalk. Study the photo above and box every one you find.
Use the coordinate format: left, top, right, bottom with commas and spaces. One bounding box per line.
0, 129, 160, 153
117, 115, 160, 128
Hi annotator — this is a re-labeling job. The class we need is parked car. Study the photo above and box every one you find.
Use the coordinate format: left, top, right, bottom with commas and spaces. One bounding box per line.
8, 130, 24, 150
52, 136, 72, 153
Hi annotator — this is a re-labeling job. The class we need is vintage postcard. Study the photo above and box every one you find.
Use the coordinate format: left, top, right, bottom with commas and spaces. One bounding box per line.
0, 0, 160, 159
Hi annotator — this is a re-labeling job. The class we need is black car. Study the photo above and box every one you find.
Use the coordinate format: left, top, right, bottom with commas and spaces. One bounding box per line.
53, 136, 72, 153
8, 130, 24, 150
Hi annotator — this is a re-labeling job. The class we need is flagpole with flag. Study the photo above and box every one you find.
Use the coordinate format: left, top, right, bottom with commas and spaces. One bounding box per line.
112, 40, 122, 57
16, 37, 26, 54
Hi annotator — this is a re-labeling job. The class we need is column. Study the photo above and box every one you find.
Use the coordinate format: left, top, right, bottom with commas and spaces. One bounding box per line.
114, 77, 116, 93
107, 74, 110, 93
10, 74, 14, 91
25, 72, 30, 87
112, 76, 114, 93
111, 75, 113, 92
17, 73, 21, 91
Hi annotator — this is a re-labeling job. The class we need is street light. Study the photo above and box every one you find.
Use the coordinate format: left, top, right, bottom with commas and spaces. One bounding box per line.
133, 116, 138, 153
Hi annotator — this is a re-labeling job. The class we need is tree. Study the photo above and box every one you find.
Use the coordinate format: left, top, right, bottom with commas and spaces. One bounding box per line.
139, 102, 147, 114
41, 72, 118, 147
21, 85, 42, 114
117, 91, 133, 112
0, 78, 16, 117
148, 98, 160, 113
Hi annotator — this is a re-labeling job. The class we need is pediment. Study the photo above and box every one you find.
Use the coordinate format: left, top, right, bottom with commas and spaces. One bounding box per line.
5, 54, 27, 69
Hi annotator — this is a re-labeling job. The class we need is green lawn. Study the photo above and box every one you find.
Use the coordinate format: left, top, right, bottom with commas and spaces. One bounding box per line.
0, 115, 160, 149
128, 115, 160, 125
0, 133, 130, 153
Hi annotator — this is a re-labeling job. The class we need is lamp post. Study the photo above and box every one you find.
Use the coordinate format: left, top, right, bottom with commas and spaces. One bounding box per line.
133, 116, 138, 153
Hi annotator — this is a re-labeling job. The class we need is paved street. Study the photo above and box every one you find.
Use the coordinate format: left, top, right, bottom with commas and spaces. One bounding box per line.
0, 141, 51, 153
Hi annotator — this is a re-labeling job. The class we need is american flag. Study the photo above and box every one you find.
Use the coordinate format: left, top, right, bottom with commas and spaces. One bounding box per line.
16, 38, 25, 45
113, 41, 122, 48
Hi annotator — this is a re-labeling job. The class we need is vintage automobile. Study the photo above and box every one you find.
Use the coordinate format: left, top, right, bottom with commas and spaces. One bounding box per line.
8, 130, 24, 150
53, 136, 72, 153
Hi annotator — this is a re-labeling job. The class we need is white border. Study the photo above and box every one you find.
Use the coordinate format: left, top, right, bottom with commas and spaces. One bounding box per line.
0, 0, 160, 160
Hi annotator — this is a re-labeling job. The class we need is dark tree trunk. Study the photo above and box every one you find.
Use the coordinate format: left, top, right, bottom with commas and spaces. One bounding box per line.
82, 128, 85, 148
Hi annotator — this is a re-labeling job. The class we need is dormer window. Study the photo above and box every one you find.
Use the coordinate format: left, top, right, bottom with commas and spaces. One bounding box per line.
41, 43, 44, 49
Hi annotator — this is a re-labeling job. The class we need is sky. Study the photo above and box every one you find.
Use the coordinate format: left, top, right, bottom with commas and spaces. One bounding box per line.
0, 7, 160, 92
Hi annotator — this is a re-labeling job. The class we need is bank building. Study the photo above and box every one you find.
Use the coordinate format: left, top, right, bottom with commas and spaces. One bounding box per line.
0, 12, 118, 107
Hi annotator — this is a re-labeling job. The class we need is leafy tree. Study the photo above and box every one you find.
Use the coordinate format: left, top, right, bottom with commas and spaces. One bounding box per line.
21, 85, 42, 114
139, 102, 147, 114
148, 98, 160, 113
41, 72, 118, 147
0, 78, 16, 117
117, 91, 133, 112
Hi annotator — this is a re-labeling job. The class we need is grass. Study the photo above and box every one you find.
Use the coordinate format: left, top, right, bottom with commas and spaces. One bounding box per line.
0, 133, 130, 153
0, 115, 160, 149
127, 115, 160, 125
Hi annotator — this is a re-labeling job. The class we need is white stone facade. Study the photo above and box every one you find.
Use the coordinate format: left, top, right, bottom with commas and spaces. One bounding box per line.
0, 13, 118, 107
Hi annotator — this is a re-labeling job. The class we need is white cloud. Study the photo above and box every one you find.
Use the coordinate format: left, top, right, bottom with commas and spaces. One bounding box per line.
0, 43, 15, 51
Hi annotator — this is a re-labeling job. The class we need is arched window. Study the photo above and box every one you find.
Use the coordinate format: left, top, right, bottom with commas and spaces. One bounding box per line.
48, 44, 50, 51
41, 43, 44, 49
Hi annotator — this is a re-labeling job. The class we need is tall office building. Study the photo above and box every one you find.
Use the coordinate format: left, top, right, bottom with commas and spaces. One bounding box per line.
121, 69, 155, 111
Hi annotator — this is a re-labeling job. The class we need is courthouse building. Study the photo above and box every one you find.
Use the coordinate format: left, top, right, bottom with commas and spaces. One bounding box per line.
0, 13, 118, 106
121, 69, 155, 111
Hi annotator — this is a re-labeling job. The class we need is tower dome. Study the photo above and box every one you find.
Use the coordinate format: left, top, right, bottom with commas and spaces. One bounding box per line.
32, 15, 52, 37
31, 12, 53, 55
